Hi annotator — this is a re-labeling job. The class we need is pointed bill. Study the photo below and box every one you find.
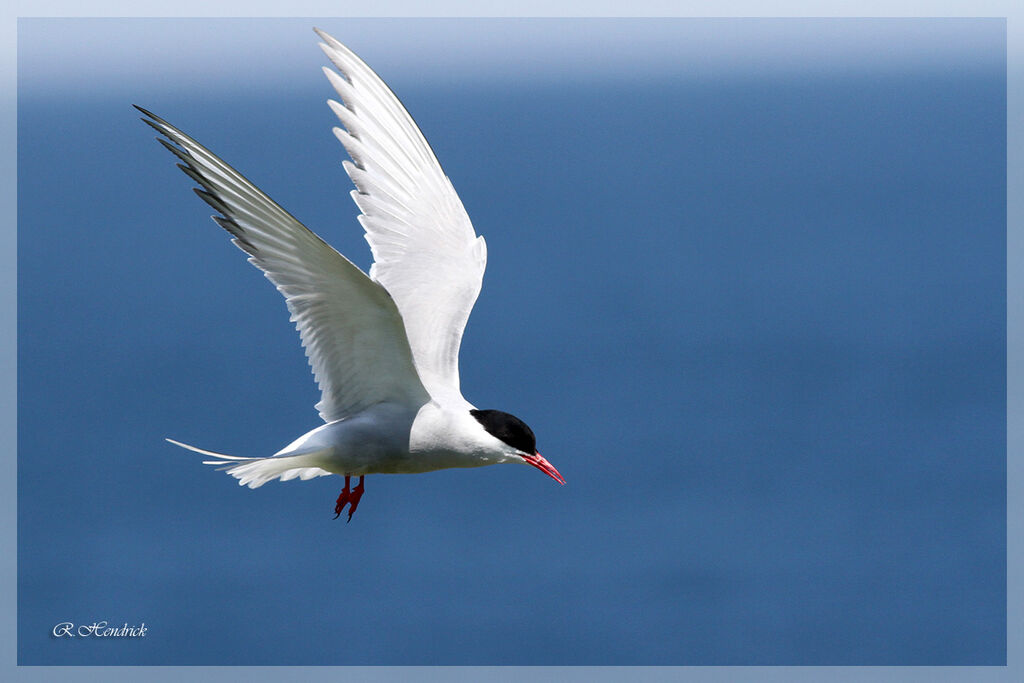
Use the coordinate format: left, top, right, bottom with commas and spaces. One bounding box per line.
522, 452, 565, 485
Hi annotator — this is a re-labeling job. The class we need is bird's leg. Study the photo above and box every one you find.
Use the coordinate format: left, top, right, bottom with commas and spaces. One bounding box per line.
345, 476, 365, 523
333, 475, 351, 519
333, 475, 366, 522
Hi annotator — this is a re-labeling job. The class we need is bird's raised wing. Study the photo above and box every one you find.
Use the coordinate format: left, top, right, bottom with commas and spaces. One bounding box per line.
138, 106, 431, 422
317, 28, 487, 408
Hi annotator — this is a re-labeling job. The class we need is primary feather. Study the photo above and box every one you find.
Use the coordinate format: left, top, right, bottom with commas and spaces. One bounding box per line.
136, 106, 431, 422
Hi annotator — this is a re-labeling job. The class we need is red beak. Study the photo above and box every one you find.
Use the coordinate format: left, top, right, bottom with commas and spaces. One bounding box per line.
522, 451, 565, 485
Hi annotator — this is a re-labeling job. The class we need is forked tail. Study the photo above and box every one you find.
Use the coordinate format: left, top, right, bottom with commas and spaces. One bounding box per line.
165, 438, 333, 488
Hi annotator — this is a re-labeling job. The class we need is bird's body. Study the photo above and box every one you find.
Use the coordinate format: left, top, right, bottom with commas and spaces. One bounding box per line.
141, 28, 562, 520
171, 402, 524, 485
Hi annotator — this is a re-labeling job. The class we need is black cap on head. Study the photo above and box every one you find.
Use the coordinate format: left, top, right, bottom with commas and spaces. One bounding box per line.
470, 409, 536, 454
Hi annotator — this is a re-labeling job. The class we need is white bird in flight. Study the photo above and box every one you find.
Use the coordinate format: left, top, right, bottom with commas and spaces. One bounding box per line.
139, 28, 564, 521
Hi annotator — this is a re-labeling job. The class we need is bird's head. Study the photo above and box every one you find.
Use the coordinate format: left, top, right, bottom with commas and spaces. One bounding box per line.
470, 409, 565, 484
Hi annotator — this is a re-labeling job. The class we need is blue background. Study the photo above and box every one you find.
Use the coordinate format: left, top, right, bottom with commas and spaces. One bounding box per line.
17, 18, 1005, 665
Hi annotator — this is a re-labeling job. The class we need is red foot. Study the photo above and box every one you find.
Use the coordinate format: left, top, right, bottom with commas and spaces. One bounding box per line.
333, 475, 365, 523
333, 476, 350, 519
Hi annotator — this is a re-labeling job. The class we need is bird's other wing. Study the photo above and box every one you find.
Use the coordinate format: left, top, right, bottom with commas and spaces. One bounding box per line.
317, 28, 487, 408
138, 106, 431, 422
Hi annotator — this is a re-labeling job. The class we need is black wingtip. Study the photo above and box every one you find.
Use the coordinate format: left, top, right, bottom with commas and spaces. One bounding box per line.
177, 162, 215, 193
133, 104, 164, 124
157, 137, 192, 163
193, 187, 231, 216
141, 118, 165, 136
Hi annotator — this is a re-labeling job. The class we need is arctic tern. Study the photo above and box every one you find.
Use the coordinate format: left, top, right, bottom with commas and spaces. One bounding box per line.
140, 28, 564, 522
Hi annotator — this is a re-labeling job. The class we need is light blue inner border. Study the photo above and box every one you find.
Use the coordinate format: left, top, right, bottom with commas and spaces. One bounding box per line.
6, 2, 1019, 681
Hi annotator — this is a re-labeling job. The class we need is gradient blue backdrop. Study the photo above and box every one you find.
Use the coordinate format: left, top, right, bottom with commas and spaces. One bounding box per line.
17, 18, 1006, 665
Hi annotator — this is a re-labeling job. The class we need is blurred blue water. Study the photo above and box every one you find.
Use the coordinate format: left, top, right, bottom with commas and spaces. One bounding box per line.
18, 28, 1004, 665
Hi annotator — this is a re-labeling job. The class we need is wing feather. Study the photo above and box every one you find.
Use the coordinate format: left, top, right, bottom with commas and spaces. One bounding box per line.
316, 28, 487, 407
138, 106, 430, 422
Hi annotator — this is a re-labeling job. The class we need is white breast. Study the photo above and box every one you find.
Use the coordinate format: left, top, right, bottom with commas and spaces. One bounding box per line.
408, 402, 518, 471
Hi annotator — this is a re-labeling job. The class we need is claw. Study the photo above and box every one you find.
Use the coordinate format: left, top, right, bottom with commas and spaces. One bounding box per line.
333, 475, 365, 522
333, 475, 351, 519
346, 476, 365, 523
